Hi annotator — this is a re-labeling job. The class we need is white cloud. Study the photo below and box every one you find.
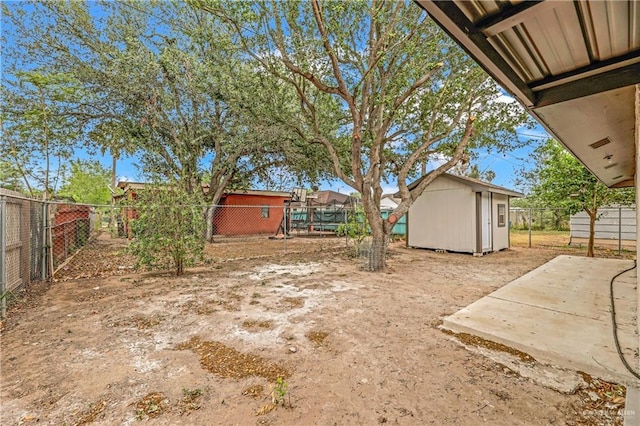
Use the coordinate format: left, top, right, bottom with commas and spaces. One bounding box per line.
381, 185, 399, 196
496, 93, 517, 104
427, 153, 451, 169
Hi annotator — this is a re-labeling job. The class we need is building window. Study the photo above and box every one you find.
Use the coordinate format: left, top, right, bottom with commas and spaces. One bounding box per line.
497, 204, 506, 227
261, 206, 269, 218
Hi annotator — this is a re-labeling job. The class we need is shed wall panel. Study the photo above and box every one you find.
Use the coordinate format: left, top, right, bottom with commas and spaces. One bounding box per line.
408, 177, 475, 252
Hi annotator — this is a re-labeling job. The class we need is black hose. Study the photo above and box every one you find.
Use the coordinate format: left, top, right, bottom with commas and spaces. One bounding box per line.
609, 259, 640, 380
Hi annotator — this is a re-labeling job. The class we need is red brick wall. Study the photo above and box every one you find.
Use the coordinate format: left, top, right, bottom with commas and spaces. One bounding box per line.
213, 194, 288, 236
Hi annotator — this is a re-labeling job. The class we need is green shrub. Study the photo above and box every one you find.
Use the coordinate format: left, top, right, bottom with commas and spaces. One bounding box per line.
336, 206, 370, 257
128, 186, 205, 275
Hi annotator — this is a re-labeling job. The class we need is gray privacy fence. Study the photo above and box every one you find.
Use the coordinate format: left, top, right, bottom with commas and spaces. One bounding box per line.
570, 207, 636, 247
0, 190, 99, 317
509, 206, 636, 253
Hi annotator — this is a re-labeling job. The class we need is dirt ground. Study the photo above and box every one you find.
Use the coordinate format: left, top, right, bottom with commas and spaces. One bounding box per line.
0, 234, 631, 425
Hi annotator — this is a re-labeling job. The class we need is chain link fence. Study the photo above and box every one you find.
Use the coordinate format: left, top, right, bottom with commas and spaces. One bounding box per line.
113, 202, 399, 268
1, 190, 101, 317
510, 207, 636, 253
1, 196, 406, 317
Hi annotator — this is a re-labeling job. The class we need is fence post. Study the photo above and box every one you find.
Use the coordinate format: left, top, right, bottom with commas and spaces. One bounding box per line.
41, 202, 48, 281
0, 196, 7, 318
619, 206, 622, 255
528, 208, 532, 248
283, 205, 287, 253
344, 207, 348, 248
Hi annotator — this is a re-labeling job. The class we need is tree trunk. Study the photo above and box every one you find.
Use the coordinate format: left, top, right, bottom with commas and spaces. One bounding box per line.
205, 204, 217, 243
587, 210, 596, 257
362, 199, 388, 271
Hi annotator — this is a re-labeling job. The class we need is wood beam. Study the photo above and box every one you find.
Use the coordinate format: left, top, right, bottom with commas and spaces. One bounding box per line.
535, 62, 640, 107
475, 1, 549, 37
530, 50, 640, 91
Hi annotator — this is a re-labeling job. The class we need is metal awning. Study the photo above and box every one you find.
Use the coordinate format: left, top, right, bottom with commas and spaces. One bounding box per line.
416, 0, 640, 188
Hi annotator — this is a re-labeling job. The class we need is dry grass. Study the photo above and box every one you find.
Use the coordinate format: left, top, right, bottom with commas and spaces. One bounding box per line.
510, 230, 635, 259
305, 331, 329, 347
134, 392, 168, 419
176, 336, 290, 381
242, 320, 274, 332
74, 400, 107, 425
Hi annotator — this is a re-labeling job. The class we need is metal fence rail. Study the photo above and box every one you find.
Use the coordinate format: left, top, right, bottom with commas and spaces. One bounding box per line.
1, 197, 408, 317
509, 207, 635, 254
0, 190, 99, 318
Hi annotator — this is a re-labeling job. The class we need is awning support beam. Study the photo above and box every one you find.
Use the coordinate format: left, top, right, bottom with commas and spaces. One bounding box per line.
535, 62, 640, 107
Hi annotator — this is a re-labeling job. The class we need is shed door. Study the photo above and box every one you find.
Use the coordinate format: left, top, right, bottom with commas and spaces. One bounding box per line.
481, 192, 492, 251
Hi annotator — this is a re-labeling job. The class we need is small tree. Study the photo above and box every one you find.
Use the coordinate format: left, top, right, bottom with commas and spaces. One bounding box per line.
58, 159, 111, 205
522, 140, 634, 257
1, 71, 84, 199
336, 205, 370, 257
128, 186, 205, 275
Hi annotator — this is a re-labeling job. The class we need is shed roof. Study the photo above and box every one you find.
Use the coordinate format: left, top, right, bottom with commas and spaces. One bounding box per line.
407, 173, 524, 197
415, 0, 640, 188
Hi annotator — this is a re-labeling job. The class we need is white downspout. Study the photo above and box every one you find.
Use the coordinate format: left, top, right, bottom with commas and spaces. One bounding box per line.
630, 84, 640, 426
635, 84, 640, 376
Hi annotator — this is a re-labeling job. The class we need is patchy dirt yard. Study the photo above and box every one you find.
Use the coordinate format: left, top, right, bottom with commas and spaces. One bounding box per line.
0, 235, 630, 425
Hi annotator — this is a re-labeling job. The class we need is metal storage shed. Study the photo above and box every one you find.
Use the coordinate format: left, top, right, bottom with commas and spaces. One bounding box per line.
406, 173, 522, 255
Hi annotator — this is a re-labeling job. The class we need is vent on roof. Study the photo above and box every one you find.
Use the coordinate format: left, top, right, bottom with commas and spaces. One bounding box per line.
589, 137, 611, 149
612, 175, 623, 180
604, 162, 618, 169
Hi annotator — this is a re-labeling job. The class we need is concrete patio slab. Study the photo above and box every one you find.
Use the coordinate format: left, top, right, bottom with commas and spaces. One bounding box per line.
443, 255, 640, 388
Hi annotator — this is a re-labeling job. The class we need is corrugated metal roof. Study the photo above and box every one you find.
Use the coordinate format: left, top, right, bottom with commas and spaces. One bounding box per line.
455, 0, 639, 85
415, 0, 640, 188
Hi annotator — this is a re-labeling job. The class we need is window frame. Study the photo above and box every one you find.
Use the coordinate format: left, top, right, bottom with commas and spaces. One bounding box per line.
497, 203, 506, 227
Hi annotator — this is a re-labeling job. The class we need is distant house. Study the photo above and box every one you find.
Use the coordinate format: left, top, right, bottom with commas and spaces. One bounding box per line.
380, 195, 406, 237
406, 173, 522, 255
307, 190, 359, 208
113, 182, 145, 238
113, 182, 291, 238
212, 190, 291, 236
380, 195, 400, 211
287, 190, 359, 233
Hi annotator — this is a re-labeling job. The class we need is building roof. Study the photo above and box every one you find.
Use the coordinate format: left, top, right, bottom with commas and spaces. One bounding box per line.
406, 172, 524, 198
380, 195, 400, 211
221, 189, 292, 198
115, 181, 148, 192
415, 0, 640, 188
114, 181, 291, 199
307, 190, 357, 206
